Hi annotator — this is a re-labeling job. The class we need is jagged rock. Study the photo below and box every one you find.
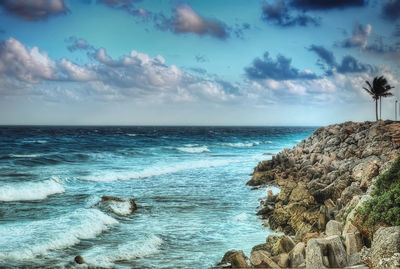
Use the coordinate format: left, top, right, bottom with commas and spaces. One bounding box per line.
306, 238, 327, 269
289, 184, 310, 202
251, 243, 270, 254
377, 252, 400, 268
74, 255, 85, 264
325, 220, 342, 236
344, 232, 363, 255
264, 235, 280, 253
219, 250, 249, 268
289, 242, 306, 268
343, 221, 358, 235
370, 226, 400, 268
256, 204, 274, 218
326, 235, 348, 268
276, 253, 290, 268
250, 250, 279, 268
271, 235, 295, 256
340, 183, 363, 205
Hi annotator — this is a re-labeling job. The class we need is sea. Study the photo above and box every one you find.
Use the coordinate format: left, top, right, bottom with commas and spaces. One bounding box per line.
0, 126, 315, 268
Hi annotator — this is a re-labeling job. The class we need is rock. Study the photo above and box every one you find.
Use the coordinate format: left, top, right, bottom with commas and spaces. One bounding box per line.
289, 184, 310, 202
271, 235, 296, 256
277, 253, 289, 268
340, 183, 364, 205
370, 226, 400, 267
344, 232, 363, 255
251, 243, 270, 254
289, 242, 306, 268
256, 204, 274, 218
219, 250, 249, 268
265, 235, 280, 253
250, 250, 280, 268
326, 235, 348, 268
318, 205, 328, 231
343, 222, 358, 235
306, 238, 327, 269
377, 252, 400, 268
247, 171, 274, 186
100, 195, 137, 216
302, 232, 320, 243
325, 220, 343, 236
74, 255, 85, 264
306, 235, 348, 268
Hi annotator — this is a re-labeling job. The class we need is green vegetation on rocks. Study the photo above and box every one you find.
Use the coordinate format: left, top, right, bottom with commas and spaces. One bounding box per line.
357, 156, 400, 227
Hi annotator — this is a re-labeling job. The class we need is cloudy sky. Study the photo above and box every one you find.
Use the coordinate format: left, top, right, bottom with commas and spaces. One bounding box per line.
0, 0, 399, 125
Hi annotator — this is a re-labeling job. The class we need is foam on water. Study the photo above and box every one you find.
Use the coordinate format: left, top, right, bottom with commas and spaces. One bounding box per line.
80, 159, 240, 182
108, 201, 132, 216
0, 208, 118, 261
176, 145, 210, 153
233, 212, 248, 222
9, 154, 40, 158
84, 234, 163, 268
222, 142, 260, 147
0, 179, 65, 201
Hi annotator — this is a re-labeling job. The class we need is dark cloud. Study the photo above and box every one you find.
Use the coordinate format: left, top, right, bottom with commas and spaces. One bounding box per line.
394, 24, 400, 37
0, 0, 67, 21
245, 52, 317, 80
66, 37, 94, 52
97, 0, 150, 18
341, 23, 371, 49
308, 45, 336, 74
262, 0, 320, 27
233, 23, 251, 39
160, 4, 228, 39
382, 0, 400, 21
290, 0, 367, 10
309, 44, 374, 74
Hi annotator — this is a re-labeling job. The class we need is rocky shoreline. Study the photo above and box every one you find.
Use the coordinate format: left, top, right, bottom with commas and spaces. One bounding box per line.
220, 121, 400, 268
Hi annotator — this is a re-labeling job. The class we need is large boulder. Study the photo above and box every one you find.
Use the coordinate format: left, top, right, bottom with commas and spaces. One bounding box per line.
344, 232, 363, 255
250, 250, 280, 268
219, 250, 249, 268
271, 235, 296, 256
306, 235, 348, 268
370, 226, 400, 267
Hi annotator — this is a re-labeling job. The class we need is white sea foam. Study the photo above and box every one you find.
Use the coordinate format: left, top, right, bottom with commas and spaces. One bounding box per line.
0, 179, 65, 201
108, 201, 133, 216
22, 140, 47, 144
176, 146, 210, 153
84, 234, 162, 267
222, 141, 260, 147
0, 209, 118, 261
126, 133, 137, 137
80, 159, 239, 182
9, 154, 39, 158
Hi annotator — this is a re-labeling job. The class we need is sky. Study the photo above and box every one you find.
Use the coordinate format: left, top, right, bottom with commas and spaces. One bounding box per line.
0, 0, 399, 126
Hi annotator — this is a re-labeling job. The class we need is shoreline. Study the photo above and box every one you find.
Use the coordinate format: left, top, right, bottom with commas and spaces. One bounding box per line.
220, 120, 400, 268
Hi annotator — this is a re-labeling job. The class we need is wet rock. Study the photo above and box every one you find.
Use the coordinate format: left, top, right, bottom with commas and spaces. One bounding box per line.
219, 250, 249, 268
100, 195, 137, 216
325, 220, 342, 236
250, 250, 279, 268
370, 226, 400, 268
74, 255, 85, 264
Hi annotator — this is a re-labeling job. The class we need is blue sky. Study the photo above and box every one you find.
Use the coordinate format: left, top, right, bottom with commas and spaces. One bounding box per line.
0, 0, 399, 125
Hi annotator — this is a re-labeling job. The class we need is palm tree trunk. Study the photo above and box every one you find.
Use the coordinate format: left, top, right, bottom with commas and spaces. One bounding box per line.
376, 99, 378, 121
380, 97, 382, 120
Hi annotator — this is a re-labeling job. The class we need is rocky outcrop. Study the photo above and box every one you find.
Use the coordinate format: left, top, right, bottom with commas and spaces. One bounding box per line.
219, 250, 250, 268
249, 121, 400, 239
219, 121, 400, 268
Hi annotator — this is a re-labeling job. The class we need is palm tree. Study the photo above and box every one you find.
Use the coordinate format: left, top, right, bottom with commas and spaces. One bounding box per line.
363, 76, 394, 121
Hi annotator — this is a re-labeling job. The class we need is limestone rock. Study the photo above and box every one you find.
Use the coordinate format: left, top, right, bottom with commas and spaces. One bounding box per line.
344, 232, 363, 255
325, 235, 348, 268
271, 235, 295, 256
370, 226, 400, 268
306, 238, 327, 269
325, 220, 343, 236
250, 250, 279, 268
289, 242, 305, 268
306, 235, 348, 269
343, 221, 358, 235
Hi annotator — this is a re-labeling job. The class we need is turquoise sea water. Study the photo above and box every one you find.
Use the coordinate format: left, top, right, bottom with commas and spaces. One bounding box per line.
0, 126, 315, 268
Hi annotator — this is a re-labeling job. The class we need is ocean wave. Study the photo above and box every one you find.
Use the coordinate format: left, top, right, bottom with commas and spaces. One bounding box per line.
0, 179, 65, 202
0, 209, 118, 261
222, 141, 260, 147
22, 140, 47, 144
80, 159, 238, 182
84, 234, 162, 267
176, 146, 210, 153
126, 133, 137, 137
9, 154, 39, 158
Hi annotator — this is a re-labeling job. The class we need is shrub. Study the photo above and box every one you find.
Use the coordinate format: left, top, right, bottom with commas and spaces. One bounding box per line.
357, 156, 400, 228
